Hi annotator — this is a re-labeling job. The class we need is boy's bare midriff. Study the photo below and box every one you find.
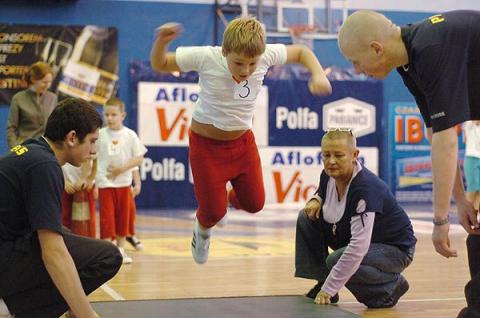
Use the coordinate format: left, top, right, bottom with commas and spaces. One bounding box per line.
190, 119, 247, 141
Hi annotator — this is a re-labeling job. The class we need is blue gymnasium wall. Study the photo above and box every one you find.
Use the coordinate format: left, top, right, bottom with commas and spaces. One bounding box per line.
0, 0, 435, 177
0, 0, 215, 153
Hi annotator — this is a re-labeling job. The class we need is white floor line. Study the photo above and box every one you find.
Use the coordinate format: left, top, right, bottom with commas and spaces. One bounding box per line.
100, 284, 125, 301
400, 297, 465, 303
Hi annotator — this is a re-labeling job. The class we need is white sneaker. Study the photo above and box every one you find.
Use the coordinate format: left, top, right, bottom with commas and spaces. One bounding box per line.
218, 182, 233, 228
191, 218, 210, 264
216, 212, 228, 228
118, 247, 133, 264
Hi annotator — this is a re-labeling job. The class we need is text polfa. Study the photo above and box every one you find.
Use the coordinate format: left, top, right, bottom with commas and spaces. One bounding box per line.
276, 106, 319, 129
140, 157, 185, 181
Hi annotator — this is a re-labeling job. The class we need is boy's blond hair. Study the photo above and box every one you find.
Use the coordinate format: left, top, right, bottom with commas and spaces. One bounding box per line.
104, 97, 125, 112
222, 16, 266, 57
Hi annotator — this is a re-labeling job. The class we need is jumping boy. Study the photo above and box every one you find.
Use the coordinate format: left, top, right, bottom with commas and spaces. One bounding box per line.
151, 16, 332, 264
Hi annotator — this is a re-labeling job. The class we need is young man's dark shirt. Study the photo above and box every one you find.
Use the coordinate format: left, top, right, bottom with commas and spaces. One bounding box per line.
397, 10, 480, 132
0, 138, 63, 270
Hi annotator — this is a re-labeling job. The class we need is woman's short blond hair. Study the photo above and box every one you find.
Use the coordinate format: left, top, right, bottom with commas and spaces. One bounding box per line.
222, 16, 266, 57
321, 129, 357, 149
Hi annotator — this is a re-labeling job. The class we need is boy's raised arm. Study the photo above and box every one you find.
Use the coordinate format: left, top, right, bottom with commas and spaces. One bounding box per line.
286, 44, 332, 96
150, 23, 183, 73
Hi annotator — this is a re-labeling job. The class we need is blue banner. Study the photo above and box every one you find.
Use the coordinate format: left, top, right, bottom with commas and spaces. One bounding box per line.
266, 75, 383, 148
387, 102, 464, 203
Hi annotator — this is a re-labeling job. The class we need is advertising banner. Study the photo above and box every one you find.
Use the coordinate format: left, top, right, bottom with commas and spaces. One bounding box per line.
137, 81, 268, 147
0, 23, 118, 105
137, 146, 196, 209
261, 146, 378, 204
387, 102, 464, 203
266, 76, 383, 148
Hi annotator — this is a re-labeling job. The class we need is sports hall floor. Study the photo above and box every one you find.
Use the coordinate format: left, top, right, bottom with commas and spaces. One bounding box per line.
89, 203, 470, 317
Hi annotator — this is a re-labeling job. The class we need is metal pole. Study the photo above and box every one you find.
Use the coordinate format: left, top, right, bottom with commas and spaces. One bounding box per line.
326, 0, 332, 33
214, 0, 219, 45
257, 0, 264, 23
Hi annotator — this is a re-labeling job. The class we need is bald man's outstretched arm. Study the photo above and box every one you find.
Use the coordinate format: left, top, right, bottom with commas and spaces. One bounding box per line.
430, 127, 458, 258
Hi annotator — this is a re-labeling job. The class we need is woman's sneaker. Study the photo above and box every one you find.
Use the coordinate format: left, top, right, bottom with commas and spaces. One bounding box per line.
368, 275, 409, 308
126, 236, 144, 251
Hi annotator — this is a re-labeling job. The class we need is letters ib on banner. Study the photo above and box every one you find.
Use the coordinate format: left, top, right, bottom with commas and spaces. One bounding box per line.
260, 147, 378, 204
137, 81, 269, 147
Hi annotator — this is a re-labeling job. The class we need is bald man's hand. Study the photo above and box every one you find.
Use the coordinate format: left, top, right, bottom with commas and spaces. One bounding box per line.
308, 74, 332, 96
432, 223, 458, 258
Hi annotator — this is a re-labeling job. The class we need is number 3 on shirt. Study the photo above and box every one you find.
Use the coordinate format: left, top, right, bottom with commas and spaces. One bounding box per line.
234, 80, 257, 101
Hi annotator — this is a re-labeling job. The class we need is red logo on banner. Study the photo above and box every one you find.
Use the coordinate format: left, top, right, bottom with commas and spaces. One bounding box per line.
395, 115, 462, 144
395, 116, 424, 144
156, 108, 189, 141
273, 170, 316, 203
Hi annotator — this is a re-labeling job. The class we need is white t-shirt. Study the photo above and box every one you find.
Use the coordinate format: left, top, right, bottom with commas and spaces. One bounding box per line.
176, 44, 287, 131
62, 161, 94, 183
62, 163, 83, 183
96, 127, 147, 188
463, 121, 480, 158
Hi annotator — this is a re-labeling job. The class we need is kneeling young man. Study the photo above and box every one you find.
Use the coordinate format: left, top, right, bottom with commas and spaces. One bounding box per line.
0, 98, 122, 318
295, 129, 416, 308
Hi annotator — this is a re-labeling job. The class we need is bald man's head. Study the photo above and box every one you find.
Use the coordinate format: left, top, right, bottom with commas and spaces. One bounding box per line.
337, 10, 400, 79
338, 10, 394, 56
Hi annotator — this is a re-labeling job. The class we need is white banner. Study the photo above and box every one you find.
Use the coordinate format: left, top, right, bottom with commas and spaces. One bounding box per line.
260, 146, 378, 204
138, 82, 198, 146
138, 81, 269, 146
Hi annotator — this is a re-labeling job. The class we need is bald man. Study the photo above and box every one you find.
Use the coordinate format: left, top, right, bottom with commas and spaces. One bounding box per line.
338, 10, 480, 316
295, 129, 416, 308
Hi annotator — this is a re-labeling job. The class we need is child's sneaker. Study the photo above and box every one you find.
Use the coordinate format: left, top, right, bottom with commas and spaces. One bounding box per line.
191, 218, 210, 264
216, 213, 228, 228
118, 247, 133, 264
126, 236, 144, 251
217, 182, 232, 228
